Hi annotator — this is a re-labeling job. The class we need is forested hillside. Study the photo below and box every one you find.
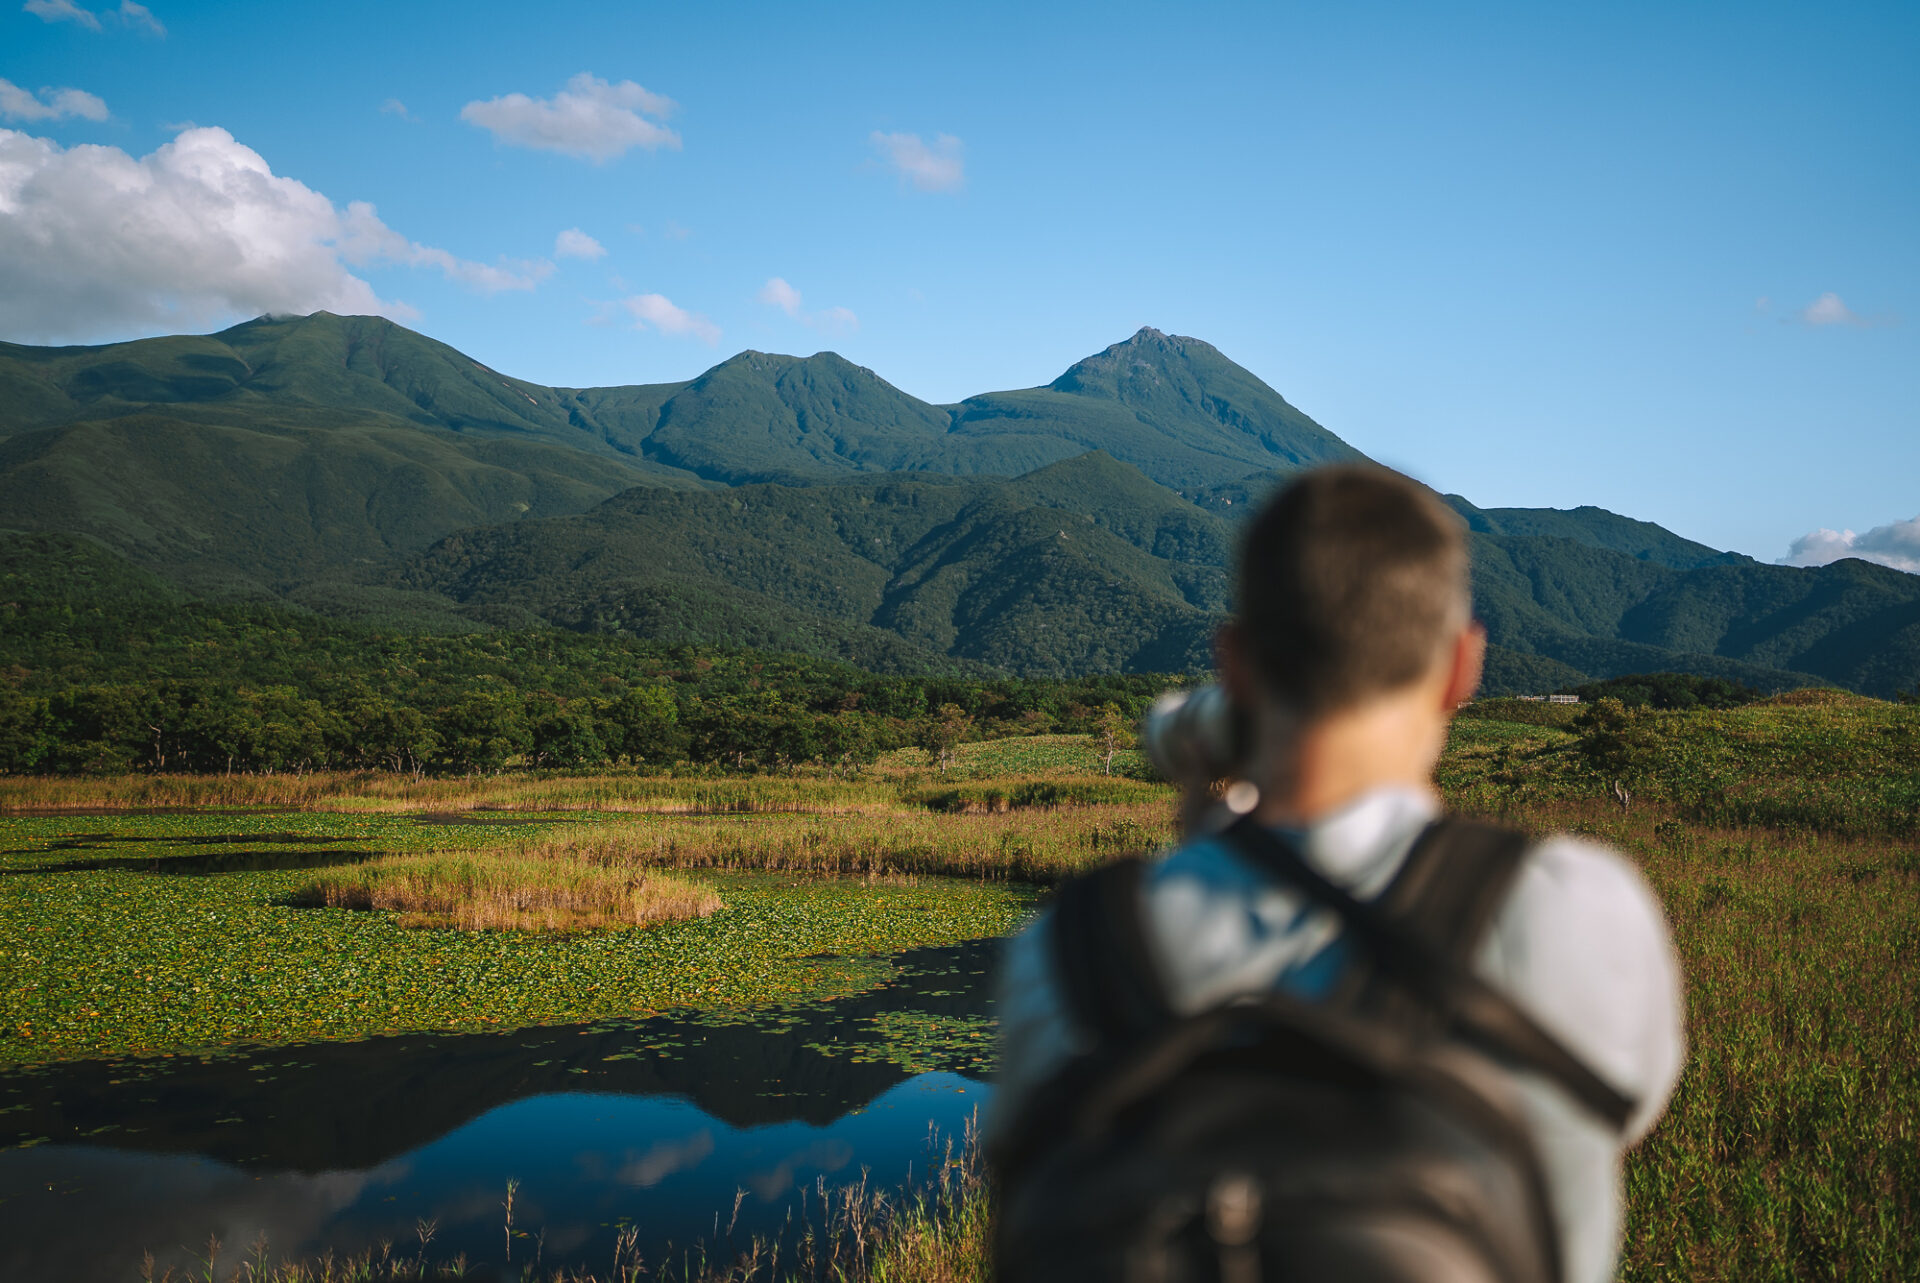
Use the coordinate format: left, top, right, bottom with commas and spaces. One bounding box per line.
0, 315, 1358, 584
0, 533, 1170, 775
2, 311, 1915, 699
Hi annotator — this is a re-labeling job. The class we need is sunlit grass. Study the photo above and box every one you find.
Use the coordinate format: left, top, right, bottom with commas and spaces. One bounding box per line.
0, 771, 910, 816
303, 853, 723, 932
1438, 698, 1920, 838
500, 805, 1174, 886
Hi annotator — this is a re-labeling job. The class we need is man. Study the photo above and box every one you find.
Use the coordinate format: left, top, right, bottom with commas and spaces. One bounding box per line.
990, 464, 1685, 1283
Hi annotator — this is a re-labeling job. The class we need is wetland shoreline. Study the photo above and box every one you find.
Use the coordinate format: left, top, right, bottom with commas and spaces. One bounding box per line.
3, 709, 1916, 1279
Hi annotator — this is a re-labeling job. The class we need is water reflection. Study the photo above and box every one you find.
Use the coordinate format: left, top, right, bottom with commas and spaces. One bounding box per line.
0, 940, 997, 1281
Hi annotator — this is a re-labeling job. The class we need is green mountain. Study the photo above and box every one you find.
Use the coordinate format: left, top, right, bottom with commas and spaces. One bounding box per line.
618, 349, 953, 483
2, 311, 1913, 697
403, 448, 1920, 694
0, 313, 692, 586
407, 452, 1225, 678
0, 311, 686, 465
556, 327, 1365, 487
0, 316, 1362, 585
941, 328, 1366, 489
1444, 497, 1746, 571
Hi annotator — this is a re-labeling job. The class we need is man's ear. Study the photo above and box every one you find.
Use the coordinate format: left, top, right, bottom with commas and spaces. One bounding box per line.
1442, 622, 1487, 710
1215, 620, 1254, 706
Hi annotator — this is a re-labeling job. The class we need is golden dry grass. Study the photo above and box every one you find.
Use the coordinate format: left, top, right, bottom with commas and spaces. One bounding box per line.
303, 853, 722, 932
505, 805, 1174, 885
0, 771, 907, 816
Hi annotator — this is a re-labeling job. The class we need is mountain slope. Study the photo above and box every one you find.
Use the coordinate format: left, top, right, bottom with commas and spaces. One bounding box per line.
0, 316, 1367, 494
629, 350, 955, 483
1445, 496, 1746, 571
0, 314, 715, 584
0, 312, 705, 469
944, 328, 1365, 489
406, 453, 1224, 677
397, 450, 1917, 693
0, 409, 658, 586
2, 313, 1913, 695
0, 316, 1365, 586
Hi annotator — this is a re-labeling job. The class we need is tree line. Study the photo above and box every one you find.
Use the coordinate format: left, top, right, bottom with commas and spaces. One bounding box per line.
0, 640, 1176, 777
0, 534, 1188, 776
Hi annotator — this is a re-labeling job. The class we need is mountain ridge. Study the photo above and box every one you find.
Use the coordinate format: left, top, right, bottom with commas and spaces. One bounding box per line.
4, 312, 1913, 696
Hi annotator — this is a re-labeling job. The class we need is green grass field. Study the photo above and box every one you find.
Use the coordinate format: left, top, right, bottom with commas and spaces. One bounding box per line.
3, 701, 1916, 1280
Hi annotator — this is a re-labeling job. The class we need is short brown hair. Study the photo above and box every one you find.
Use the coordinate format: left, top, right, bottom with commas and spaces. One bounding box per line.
1236, 464, 1470, 715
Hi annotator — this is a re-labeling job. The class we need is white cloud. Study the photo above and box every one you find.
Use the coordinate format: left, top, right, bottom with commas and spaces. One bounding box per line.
757, 275, 802, 317
379, 98, 414, 121
21, 0, 161, 32
620, 292, 718, 343
23, 0, 100, 29
754, 277, 858, 333
554, 227, 606, 260
616, 1131, 714, 1188
337, 202, 552, 293
461, 72, 679, 163
816, 305, 859, 334
870, 131, 964, 192
1801, 292, 1862, 327
0, 80, 108, 122
1795, 291, 1898, 328
1780, 515, 1920, 575
0, 125, 550, 343
115, 0, 161, 34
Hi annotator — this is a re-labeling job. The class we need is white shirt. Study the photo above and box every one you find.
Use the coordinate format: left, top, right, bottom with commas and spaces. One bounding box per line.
990, 786, 1686, 1283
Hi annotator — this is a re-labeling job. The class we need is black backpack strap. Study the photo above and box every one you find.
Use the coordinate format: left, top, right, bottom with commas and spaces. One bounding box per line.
1049, 856, 1173, 1046
1378, 817, 1532, 962
992, 858, 1172, 1183
1222, 816, 1637, 1131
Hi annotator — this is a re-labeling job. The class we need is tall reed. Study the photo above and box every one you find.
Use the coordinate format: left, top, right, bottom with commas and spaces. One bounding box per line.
303, 855, 722, 932
506, 806, 1176, 886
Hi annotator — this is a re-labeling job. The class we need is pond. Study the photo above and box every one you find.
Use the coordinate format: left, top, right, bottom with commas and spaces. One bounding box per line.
0, 939, 1000, 1281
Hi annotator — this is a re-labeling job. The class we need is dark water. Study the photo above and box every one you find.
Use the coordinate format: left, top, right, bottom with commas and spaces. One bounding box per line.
0, 940, 998, 1281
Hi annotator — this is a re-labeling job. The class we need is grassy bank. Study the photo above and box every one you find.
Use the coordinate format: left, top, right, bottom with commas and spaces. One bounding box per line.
0, 737, 1161, 816
1442, 691, 1920, 838
1452, 804, 1917, 1280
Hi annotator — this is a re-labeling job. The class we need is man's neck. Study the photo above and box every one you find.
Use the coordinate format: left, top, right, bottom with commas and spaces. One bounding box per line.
1251, 691, 1448, 829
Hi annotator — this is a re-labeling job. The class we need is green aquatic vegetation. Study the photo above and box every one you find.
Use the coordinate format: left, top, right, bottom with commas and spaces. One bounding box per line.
0, 812, 1036, 1065
808, 1010, 999, 1077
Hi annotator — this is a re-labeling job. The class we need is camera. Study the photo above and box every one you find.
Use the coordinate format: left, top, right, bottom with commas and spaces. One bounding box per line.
1140, 684, 1247, 782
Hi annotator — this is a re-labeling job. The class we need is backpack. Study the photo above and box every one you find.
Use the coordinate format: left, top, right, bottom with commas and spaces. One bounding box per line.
992, 815, 1635, 1283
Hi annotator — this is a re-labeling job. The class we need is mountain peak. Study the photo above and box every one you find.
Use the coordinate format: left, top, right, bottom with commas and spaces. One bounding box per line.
1051, 329, 1228, 393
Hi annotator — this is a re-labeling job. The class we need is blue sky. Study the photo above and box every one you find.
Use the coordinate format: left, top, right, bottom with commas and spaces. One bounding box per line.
3, 0, 1915, 566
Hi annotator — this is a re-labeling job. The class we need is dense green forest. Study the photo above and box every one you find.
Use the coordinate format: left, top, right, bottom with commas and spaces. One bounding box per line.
0, 534, 1173, 775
